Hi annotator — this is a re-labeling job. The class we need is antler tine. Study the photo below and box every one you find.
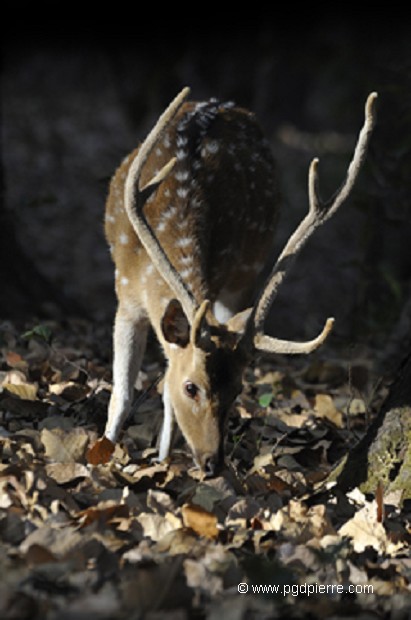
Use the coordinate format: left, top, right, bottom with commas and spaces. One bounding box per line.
124, 87, 197, 323
309, 91, 378, 222
248, 92, 378, 353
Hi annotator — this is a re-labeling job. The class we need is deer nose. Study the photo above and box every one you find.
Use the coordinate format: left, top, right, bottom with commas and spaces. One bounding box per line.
194, 450, 222, 477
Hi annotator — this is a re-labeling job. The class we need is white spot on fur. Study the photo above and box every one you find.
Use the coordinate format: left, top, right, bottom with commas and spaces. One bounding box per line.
191, 196, 203, 209
180, 266, 193, 279
177, 134, 188, 147
177, 187, 189, 199
176, 237, 191, 249
205, 140, 219, 155
219, 246, 234, 257
119, 232, 129, 245
121, 276, 129, 286
177, 219, 188, 230
175, 170, 190, 182
163, 205, 177, 220
179, 255, 193, 266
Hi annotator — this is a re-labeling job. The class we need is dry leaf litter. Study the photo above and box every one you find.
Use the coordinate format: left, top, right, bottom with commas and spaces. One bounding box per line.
0, 319, 410, 619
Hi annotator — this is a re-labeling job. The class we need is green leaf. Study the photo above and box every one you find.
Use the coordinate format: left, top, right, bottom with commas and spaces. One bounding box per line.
21, 324, 53, 344
259, 392, 273, 408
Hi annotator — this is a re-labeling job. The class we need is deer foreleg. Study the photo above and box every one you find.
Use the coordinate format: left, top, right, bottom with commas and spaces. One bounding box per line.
105, 308, 148, 442
158, 379, 175, 461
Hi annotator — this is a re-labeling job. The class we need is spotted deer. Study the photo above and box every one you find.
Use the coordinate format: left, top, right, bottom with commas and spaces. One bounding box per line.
99, 87, 377, 475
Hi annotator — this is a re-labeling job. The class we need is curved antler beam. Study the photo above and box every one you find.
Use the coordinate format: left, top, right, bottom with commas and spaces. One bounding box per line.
254, 317, 334, 355
124, 86, 197, 324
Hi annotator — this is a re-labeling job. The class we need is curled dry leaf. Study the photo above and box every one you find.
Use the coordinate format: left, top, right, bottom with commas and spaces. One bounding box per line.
2, 383, 38, 401
48, 381, 90, 402
76, 502, 130, 528
314, 393, 343, 427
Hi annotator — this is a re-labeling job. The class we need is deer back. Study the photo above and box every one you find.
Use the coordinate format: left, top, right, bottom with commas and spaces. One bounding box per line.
105, 98, 280, 332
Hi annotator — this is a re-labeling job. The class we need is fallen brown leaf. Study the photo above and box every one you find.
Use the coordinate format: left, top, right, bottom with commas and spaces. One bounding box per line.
86, 436, 115, 465
45, 462, 90, 485
41, 427, 90, 463
5, 351, 28, 371
25, 543, 56, 566
181, 503, 219, 539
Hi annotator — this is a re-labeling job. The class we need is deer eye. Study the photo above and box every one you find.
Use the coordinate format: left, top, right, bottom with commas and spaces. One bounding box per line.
184, 381, 199, 400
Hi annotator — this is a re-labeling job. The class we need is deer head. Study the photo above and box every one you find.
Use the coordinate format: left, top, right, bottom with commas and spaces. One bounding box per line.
157, 298, 250, 471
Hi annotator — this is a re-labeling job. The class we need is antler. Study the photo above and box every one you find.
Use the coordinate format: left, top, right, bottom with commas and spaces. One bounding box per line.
248, 92, 378, 355
124, 86, 197, 323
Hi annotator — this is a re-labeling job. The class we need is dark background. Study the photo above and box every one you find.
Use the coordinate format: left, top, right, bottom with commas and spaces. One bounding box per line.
2, 16, 410, 366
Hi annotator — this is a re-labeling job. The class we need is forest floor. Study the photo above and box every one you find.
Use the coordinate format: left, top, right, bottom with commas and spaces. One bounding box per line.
0, 318, 410, 619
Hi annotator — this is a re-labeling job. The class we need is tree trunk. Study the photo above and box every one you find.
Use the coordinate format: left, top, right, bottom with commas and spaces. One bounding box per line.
333, 350, 411, 500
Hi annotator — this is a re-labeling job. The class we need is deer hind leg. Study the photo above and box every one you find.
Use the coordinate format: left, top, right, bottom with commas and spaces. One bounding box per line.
105, 306, 149, 442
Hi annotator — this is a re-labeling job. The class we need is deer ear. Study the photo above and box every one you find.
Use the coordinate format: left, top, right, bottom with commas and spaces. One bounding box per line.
161, 299, 190, 347
226, 307, 253, 336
